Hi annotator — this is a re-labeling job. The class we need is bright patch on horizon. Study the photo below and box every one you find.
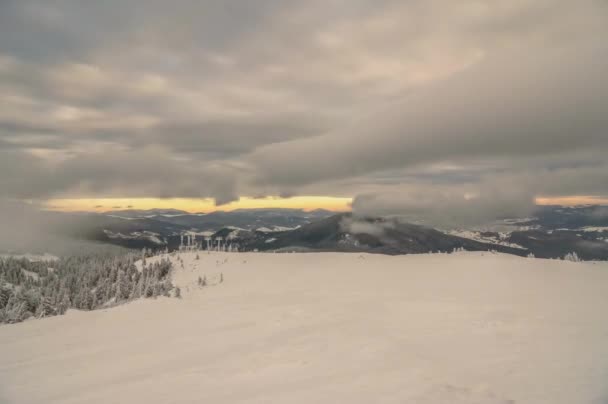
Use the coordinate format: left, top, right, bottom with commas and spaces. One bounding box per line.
45, 196, 352, 213
42, 195, 607, 213
535, 196, 608, 206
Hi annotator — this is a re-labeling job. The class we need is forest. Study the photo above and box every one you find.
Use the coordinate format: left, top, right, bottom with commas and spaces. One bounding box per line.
0, 248, 175, 324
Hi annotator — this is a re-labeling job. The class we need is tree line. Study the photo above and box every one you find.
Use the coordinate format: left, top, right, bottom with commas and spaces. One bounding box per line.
0, 248, 174, 324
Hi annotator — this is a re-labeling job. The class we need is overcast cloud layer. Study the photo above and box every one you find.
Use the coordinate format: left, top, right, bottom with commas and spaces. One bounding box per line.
1, 0, 607, 222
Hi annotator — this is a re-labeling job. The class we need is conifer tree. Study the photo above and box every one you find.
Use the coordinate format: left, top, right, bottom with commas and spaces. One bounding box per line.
0, 251, 176, 324
0, 283, 11, 309
58, 293, 70, 315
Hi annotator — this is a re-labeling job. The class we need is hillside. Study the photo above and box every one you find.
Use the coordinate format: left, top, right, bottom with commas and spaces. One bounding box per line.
246, 214, 529, 256
1, 252, 608, 403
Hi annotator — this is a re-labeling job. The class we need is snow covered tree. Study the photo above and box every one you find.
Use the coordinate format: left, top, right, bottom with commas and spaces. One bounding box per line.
144, 281, 154, 298
36, 296, 56, 318
564, 252, 581, 262
0, 251, 175, 324
0, 283, 11, 309
116, 270, 131, 301
130, 275, 144, 300
58, 293, 71, 315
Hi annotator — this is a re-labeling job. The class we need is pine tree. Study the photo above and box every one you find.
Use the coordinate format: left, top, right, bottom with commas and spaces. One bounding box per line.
130, 275, 144, 300
0, 284, 11, 309
116, 270, 130, 301
36, 296, 56, 318
58, 293, 71, 315
9, 301, 29, 323
144, 281, 154, 298
91, 293, 98, 310
1, 251, 175, 324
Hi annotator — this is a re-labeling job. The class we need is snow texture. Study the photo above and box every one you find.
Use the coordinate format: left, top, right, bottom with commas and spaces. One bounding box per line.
1, 252, 608, 404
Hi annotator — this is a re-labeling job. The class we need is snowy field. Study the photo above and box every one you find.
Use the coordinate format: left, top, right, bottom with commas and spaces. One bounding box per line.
1, 252, 608, 404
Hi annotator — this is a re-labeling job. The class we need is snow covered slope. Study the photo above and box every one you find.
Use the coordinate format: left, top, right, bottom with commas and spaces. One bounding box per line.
1, 252, 608, 404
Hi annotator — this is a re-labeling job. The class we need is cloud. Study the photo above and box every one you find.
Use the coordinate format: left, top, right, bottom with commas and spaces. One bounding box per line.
248, 43, 608, 187
0, 199, 83, 254
0, 0, 606, 213
351, 178, 538, 226
340, 216, 396, 237
0, 146, 241, 205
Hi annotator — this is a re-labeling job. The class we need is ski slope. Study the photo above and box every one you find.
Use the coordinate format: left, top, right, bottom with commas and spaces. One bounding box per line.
1, 252, 608, 404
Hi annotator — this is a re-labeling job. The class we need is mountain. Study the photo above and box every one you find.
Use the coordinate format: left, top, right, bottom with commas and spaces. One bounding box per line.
198, 211, 608, 260
99, 208, 333, 230
30, 208, 336, 251
499, 205, 608, 260
149, 209, 329, 230
506, 229, 608, 260
4, 205, 608, 260
224, 214, 529, 256
104, 208, 191, 219
521, 205, 608, 229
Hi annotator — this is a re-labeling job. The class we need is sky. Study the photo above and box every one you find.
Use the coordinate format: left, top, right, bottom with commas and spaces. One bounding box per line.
1, 0, 607, 221
45, 196, 353, 213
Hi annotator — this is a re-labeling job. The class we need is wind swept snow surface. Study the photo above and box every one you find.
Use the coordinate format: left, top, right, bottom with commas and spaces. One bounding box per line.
1, 252, 608, 404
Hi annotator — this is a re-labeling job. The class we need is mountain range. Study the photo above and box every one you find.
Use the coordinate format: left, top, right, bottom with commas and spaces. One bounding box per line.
3, 206, 608, 260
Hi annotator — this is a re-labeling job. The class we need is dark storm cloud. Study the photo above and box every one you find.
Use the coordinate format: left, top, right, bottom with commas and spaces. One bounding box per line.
0, 0, 607, 221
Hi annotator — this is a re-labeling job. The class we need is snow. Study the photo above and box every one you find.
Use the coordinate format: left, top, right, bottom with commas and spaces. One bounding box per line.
147, 235, 164, 245
256, 225, 300, 232
0, 253, 58, 262
182, 230, 214, 237
103, 230, 165, 245
2, 252, 608, 404
579, 226, 608, 232
20, 269, 39, 281
274, 225, 300, 231
105, 214, 137, 220
444, 229, 526, 250
226, 229, 248, 240
502, 217, 536, 224
226, 226, 247, 231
